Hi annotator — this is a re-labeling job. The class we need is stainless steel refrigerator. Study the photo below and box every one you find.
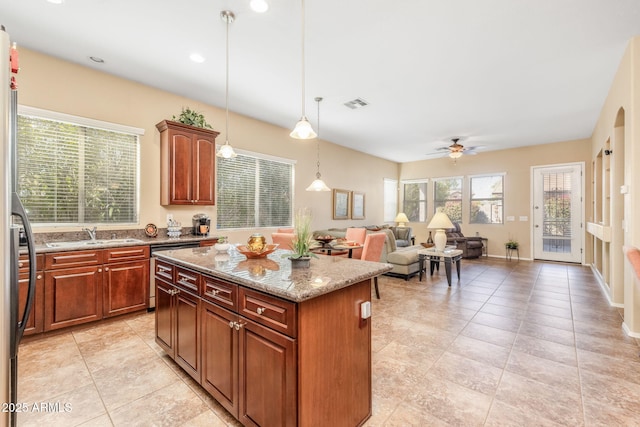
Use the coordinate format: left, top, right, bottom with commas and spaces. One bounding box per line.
0, 26, 36, 427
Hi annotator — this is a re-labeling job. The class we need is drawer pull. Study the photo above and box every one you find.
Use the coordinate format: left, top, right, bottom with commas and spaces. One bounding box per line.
210, 289, 219, 296
170, 289, 181, 296
256, 307, 266, 315
18, 262, 24, 268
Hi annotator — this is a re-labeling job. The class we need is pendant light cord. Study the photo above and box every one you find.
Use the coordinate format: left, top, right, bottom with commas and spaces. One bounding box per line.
225, 14, 230, 143
300, 0, 306, 118
315, 96, 322, 178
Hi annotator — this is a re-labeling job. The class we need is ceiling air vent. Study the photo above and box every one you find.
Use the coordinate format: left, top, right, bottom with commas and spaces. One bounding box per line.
343, 98, 369, 109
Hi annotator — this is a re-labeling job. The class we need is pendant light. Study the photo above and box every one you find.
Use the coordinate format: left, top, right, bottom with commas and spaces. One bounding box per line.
306, 97, 330, 191
217, 10, 237, 159
290, 0, 317, 139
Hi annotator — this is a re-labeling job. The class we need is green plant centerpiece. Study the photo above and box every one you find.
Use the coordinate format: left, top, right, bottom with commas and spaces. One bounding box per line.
284, 209, 317, 268
172, 107, 213, 129
505, 239, 519, 250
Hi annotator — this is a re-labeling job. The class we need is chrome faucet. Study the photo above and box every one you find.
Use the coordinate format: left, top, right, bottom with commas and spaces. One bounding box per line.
83, 226, 97, 241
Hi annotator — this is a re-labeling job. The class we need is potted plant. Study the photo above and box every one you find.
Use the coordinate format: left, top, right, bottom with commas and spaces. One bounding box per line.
505, 239, 519, 250
284, 209, 317, 268
172, 107, 213, 129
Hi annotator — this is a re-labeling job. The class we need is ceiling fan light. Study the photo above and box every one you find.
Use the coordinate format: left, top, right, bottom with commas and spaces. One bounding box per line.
449, 151, 463, 159
290, 117, 317, 139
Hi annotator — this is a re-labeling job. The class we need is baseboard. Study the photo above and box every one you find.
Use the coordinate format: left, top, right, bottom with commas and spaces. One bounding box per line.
589, 264, 623, 307
622, 322, 640, 338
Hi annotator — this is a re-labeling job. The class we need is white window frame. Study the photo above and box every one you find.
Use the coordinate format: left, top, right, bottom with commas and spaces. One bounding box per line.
17, 105, 144, 226
433, 176, 463, 223
216, 147, 296, 230
383, 178, 398, 223
469, 172, 505, 224
400, 178, 429, 222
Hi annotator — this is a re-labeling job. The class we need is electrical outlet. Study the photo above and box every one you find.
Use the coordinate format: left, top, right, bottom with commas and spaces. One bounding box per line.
166, 214, 173, 223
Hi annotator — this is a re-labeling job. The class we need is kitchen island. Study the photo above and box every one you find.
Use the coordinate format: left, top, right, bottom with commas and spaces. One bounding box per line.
152, 246, 392, 427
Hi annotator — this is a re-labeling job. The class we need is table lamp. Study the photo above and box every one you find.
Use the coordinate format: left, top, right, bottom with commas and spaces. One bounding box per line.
394, 212, 409, 227
427, 211, 454, 251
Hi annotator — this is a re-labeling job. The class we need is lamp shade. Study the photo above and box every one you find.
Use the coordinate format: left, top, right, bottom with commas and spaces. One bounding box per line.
427, 211, 454, 230
394, 212, 409, 227
216, 142, 237, 158
306, 178, 330, 191
290, 117, 317, 139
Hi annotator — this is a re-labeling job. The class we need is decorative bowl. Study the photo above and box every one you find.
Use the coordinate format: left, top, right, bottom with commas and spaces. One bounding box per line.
315, 236, 334, 244
421, 242, 434, 248
237, 243, 279, 259
214, 242, 230, 252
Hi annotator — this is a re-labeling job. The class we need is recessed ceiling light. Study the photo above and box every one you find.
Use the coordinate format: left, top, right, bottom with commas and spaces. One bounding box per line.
89, 56, 104, 63
189, 53, 206, 63
250, 0, 269, 13
46, 0, 64, 4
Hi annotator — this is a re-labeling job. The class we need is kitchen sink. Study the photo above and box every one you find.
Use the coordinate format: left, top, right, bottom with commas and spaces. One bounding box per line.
45, 238, 144, 248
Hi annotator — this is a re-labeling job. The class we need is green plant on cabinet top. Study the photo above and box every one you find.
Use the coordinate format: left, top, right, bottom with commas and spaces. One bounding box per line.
172, 107, 213, 129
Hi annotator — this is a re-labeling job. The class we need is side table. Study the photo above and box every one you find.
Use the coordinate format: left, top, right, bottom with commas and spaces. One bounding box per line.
417, 248, 463, 286
479, 237, 488, 257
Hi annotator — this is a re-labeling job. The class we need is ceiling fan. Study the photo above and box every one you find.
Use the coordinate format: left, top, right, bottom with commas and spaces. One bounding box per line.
426, 137, 483, 160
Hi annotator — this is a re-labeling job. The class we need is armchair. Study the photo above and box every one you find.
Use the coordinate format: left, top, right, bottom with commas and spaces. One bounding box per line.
390, 226, 414, 247
445, 223, 484, 258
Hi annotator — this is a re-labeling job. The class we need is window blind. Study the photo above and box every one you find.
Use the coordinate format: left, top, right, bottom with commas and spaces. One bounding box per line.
217, 150, 294, 229
383, 178, 398, 222
17, 113, 140, 225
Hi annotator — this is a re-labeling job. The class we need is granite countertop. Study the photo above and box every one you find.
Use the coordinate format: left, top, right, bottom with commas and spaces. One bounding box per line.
153, 246, 393, 303
27, 230, 220, 254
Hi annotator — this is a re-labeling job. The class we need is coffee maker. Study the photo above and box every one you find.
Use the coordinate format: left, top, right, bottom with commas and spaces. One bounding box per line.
192, 213, 211, 236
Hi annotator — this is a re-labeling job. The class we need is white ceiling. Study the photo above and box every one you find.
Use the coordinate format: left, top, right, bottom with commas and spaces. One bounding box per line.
2, 0, 640, 163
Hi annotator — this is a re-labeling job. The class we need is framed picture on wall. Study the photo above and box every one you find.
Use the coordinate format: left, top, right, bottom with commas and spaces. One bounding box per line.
332, 189, 350, 220
351, 191, 365, 220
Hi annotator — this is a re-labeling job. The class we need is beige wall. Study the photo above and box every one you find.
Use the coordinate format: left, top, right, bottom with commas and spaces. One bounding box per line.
589, 36, 640, 335
400, 139, 592, 259
17, 48, 398, 244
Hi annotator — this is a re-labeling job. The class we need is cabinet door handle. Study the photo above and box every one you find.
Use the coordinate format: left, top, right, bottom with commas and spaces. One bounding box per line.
229, 321, 235, 329
234, 321, 245, 331
98, 268, 102, 273
18, 262, 23, 268
256, 307, 266, 315
36, 274, 42, 280
104, 267, 109, 272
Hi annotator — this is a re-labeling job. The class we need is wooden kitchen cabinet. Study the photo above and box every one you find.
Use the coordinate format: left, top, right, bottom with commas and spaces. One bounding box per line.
44, 249, 104, 331
202, 288, 296, 427
103, 246, 150, 318
154, 263, 201, 382
156, 120, 219, 206
44, 265, 103, 331
156, 258, 372, 426
43, 246, 150, 332
18, 254, 44, 336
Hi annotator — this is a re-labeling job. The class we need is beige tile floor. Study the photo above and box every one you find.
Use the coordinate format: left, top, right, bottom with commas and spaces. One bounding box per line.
15, 257, 640, 426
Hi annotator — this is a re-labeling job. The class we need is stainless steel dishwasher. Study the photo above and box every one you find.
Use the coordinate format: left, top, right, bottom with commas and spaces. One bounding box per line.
149, 241, 201, 310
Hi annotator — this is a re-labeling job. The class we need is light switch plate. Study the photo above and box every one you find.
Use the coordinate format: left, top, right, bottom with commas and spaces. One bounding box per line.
360, 301, 371, 319
519, 216, 528, 221
507, 216, 515, 222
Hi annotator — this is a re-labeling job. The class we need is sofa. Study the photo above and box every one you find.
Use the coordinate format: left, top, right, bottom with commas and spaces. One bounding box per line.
445, 222, 484, 258
313, 226, 423, 280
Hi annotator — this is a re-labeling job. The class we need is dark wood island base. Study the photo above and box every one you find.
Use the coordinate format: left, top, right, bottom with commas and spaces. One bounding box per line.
153, 247, 391, 426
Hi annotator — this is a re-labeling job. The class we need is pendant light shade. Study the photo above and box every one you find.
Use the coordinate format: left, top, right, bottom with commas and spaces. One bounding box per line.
306, 97, 330, 192
291, 117, 317, 140
216, 10, 237, 159
290, 0, 316, 140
